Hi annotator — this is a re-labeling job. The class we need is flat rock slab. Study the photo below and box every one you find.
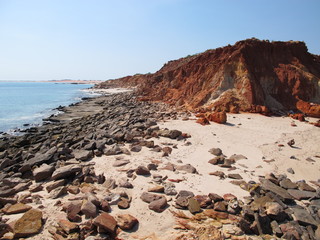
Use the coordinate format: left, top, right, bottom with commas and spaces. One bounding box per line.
3, 203, 32, 214
291, 207, 319, 227
14, 209, 43, 238
287, 189, 317, 200
140, 192, 163, 203
188, 197, 201, 214
260, 179, 293, 202
112, 159, 130, 167
51, 164, 82, 180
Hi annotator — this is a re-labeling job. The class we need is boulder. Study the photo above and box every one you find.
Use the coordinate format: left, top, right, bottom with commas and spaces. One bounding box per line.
207, 112, 227, 124
287, 189, 317, 200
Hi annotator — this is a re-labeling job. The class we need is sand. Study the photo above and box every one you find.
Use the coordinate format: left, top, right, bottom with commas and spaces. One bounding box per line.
90, 113, 320, 239
10, 110, 320, 240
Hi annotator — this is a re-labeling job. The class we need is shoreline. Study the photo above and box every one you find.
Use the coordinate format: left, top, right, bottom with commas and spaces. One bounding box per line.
0, 91, 319, 239
0, 85, 106, 138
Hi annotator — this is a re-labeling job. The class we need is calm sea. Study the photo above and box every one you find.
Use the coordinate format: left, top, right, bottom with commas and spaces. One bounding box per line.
0, 81, 95, 134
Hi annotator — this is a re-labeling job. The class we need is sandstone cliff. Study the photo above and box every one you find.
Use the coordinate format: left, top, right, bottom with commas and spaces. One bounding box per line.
97, 38, 320, 117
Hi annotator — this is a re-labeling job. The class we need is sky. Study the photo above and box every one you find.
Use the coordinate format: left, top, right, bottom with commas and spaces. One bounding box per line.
0, 0, 319, 81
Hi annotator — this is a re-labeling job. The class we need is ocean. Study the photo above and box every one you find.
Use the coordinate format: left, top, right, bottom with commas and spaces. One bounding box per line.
0, 81, 95, 134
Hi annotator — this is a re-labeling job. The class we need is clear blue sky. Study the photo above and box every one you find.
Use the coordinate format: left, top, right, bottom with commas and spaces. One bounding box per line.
0, 0, 319, 81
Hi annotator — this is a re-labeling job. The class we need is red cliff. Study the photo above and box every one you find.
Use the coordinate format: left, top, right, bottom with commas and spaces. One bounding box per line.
97, 38, 320, 117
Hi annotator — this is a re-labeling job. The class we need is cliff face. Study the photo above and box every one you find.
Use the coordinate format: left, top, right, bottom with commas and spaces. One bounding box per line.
97, 38, 320, 117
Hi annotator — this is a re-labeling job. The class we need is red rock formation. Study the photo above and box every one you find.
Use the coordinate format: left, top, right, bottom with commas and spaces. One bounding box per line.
97, 38, 320, 117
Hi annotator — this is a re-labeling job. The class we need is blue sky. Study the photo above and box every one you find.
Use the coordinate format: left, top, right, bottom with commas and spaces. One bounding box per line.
0, 0, 319, 80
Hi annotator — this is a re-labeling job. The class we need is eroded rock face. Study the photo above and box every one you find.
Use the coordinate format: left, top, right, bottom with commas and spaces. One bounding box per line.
98, 38, 320, 116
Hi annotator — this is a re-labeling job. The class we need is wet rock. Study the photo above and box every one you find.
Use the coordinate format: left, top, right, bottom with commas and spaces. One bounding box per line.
149, 197, 167, 213
135, 165, 150, 175
188, 197, 201, 214
208, 147, 223, 156
33, 163, 55, 182
116, 214, 138, 230
13, 209, 43, 238
93, 212, 117, 234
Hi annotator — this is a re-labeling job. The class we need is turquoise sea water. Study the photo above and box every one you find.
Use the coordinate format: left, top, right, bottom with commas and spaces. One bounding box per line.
0, 81, 94, 134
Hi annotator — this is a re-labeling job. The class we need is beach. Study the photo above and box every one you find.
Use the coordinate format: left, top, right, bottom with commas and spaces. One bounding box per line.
0, 90, 319, 239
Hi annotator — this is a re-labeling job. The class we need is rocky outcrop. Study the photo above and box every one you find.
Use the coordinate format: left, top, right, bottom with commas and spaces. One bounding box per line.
97, 38, 320, 117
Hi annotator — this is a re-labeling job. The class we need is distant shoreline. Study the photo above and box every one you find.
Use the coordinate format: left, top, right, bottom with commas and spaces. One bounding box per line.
0, 80, 103, 84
